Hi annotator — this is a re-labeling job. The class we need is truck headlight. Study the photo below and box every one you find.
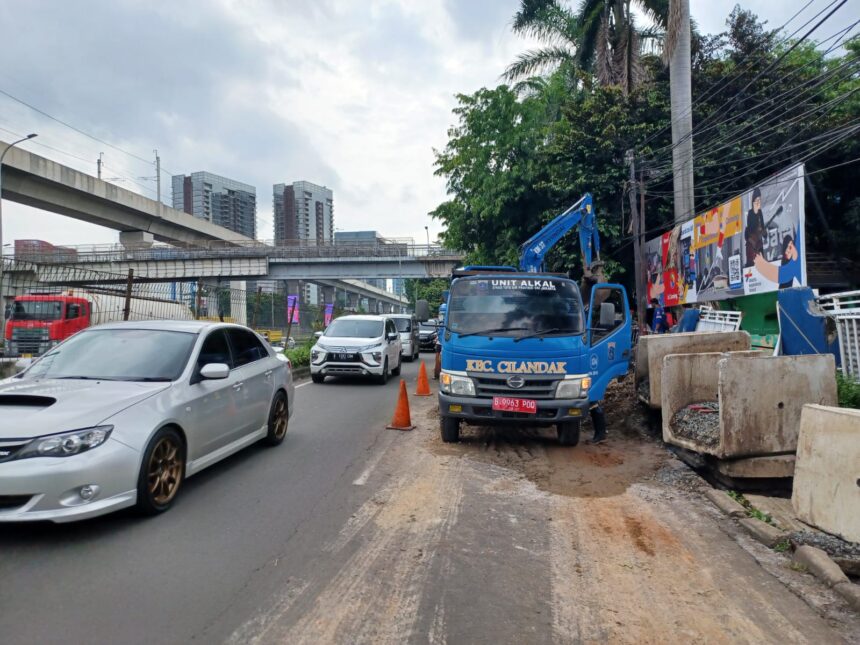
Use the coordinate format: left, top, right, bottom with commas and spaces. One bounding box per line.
556, 377, 590, 399
17, 426, 113, 460
440, 372, 475, 396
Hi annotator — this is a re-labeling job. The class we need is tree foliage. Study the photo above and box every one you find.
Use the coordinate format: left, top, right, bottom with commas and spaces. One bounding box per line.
434, 8, 860, 291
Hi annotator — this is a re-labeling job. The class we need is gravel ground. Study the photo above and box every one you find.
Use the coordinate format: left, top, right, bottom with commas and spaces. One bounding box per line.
789, 530, 860, 560
671, 402, 720, 447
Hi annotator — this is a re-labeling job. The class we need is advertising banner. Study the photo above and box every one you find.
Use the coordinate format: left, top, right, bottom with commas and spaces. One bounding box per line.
324, 303, 334, 327
644, 164, 806, 306
286, 295, 300, 324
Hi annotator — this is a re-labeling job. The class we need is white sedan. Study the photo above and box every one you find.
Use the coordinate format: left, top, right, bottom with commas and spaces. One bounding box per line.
0, 321, 294, 523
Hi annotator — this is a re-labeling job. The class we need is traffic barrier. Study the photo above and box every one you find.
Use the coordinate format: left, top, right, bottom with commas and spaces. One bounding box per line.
415, 361, 432, 396
635, 331, 751, 409
387, 379, 415, 431
661, 352, 837, 460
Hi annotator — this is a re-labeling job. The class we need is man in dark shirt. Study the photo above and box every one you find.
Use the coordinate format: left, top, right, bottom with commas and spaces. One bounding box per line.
744, 187, 765, 267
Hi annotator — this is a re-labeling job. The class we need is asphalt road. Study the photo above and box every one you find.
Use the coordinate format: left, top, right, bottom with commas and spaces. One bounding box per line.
0, 359, 422, 645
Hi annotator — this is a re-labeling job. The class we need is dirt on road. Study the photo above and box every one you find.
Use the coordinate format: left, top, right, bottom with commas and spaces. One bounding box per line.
230, 379, 860, 644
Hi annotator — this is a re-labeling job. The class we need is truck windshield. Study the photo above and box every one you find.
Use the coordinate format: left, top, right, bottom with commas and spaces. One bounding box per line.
24, 329, 197, 382
447, 277, 584, 338
325, 319, 383, 339
10, 300, 63, 321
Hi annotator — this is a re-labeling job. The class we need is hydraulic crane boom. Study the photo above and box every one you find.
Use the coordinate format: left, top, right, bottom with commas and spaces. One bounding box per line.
518, 193, 600, 274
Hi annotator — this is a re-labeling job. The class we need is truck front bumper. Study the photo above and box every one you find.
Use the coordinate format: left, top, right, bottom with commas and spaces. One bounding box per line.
438, 392, 589, 425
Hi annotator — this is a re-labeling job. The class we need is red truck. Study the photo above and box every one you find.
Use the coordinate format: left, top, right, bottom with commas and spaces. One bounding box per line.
3, 292, 193, 357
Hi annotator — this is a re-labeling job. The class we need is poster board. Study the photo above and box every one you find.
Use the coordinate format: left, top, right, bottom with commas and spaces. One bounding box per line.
644, 164, 806, 306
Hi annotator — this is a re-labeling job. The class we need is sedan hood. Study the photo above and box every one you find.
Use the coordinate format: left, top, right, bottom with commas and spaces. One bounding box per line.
0, 378, 170, 440
316, 337, 383, 351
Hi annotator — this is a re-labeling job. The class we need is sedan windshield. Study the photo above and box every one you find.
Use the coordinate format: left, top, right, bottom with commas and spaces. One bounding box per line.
24, 329, 197, 381
447, 277, 584, 338
11, 300, 63, 321
324, 319, 383, 339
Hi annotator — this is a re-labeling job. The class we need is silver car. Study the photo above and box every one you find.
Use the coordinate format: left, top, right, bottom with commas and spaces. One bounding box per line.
0, 321, 294, 523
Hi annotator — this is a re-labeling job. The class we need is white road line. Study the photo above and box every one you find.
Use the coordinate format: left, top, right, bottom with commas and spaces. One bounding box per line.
352, 441, 391, 486
295, 380, 313, 388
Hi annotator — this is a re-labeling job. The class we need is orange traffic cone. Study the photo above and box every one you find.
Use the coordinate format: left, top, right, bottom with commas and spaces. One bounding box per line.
415, 361, 432, 396
387, 380, 415, 431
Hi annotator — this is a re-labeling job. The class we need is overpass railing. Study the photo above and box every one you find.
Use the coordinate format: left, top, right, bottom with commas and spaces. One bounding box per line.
5, 238, 463, 264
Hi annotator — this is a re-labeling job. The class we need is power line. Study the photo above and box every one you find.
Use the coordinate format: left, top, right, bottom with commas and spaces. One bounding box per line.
0, 87, 177, 177
635, 0, 836, 153
639, 0, 848, 163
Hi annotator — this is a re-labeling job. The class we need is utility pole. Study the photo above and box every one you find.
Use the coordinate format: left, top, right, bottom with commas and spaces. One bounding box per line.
97, 152, 103, 179
154, 149, 162, 216
627, 150, 647, 332
669, 0, 694, 224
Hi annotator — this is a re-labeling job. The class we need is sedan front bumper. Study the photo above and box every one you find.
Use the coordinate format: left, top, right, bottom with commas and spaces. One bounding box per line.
0, 438, 140, 523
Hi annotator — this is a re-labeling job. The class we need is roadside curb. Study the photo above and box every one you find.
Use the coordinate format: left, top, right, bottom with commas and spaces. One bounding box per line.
701, 483, 860, 614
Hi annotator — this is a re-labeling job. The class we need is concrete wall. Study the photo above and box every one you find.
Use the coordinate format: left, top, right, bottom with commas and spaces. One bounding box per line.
635, 331, 751, 409
662, 353, 837, 460
793, 404, 860, 543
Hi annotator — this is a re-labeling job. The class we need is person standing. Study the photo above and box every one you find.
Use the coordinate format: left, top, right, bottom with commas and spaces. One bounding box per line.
650, 298, 668, 334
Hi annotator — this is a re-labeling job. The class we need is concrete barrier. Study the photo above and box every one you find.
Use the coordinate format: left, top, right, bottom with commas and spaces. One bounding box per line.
635, 331, 751, 409
662, 353, 837, 460
792, 404, 860, 543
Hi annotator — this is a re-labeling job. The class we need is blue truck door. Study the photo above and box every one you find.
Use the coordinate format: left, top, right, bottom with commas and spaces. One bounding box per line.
586, 284, 632, 400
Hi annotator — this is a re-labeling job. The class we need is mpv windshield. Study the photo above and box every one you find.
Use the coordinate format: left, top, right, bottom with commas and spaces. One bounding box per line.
325, 319, 384, 338
447, 277, 584, 338
24, 328, 197, 381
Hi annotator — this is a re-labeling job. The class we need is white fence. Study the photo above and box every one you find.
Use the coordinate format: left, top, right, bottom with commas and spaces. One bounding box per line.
818, 290, 860, 381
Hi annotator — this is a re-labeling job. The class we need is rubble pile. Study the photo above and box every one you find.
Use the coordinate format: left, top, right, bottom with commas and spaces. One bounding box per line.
789, 530, 860, 560
671, 402, 720, 447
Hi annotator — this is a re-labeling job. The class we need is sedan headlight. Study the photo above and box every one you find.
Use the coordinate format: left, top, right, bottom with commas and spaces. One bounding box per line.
556, 377, 591, 399
17, 426, 113, 460
440, 371, 475, 396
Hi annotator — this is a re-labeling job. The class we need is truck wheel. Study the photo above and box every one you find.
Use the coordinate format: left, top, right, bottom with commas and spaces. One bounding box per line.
441, 416, 460, 443
311, 374, 325, 384
557, 421, 581, 446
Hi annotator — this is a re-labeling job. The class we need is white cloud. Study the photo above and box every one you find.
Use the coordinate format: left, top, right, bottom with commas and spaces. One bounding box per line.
1, 0, 855, 250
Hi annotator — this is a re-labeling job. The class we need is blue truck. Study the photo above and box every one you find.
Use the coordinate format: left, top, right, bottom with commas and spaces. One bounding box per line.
435, 194, 632, 446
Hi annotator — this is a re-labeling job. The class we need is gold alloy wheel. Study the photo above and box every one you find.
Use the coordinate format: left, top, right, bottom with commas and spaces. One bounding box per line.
273, 397, 288, 439
147, 437, 182, 505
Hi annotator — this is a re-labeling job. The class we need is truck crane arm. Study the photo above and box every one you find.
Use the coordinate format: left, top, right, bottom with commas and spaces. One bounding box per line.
518, 193, 600, 274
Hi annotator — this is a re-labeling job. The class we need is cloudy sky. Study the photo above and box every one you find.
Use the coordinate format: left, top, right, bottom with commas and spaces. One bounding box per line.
1, 0, 854, 248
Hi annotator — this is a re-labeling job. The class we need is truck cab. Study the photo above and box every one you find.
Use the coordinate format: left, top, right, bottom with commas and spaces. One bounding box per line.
4, 295, 90, 357
437, 269, 630, 445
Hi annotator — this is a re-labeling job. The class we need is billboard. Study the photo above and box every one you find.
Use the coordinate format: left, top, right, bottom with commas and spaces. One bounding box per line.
644, 164, 806, 306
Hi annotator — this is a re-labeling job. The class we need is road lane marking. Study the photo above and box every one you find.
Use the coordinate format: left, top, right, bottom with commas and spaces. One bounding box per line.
352, 444, 389, 486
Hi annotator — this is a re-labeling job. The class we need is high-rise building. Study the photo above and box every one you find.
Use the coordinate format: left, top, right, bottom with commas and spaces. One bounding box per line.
171, 171, 257, 239
273, 181, 333, 245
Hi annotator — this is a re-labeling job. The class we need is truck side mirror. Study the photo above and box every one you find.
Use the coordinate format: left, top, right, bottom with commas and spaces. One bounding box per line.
415, 300, 430, 322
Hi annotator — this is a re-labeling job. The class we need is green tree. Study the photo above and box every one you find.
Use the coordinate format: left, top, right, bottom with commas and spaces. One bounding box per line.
405, 278, 450, 316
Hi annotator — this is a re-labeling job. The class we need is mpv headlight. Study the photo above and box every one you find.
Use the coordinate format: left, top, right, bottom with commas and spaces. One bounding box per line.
440, 372, 475, 396
556, 377, 590, 399
17, 426, 113, 459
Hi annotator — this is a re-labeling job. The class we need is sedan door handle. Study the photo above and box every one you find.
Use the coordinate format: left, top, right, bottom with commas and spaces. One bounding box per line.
264, 370, 273, 377
232, 382, 244, 390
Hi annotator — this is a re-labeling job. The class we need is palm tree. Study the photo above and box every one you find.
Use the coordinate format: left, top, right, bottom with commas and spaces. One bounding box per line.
504, 0, 669, 96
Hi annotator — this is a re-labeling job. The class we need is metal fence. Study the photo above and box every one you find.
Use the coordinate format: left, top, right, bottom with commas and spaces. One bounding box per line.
818, 289, 860, 381
0, 258, 350, 357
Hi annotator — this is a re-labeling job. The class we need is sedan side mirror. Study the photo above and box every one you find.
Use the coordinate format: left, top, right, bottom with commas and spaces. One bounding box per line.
200, 363, 230, 380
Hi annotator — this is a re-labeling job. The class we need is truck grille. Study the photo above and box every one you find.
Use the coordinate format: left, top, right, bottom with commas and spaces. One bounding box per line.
10, 328, 49, 354
472, 374, 559, 400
